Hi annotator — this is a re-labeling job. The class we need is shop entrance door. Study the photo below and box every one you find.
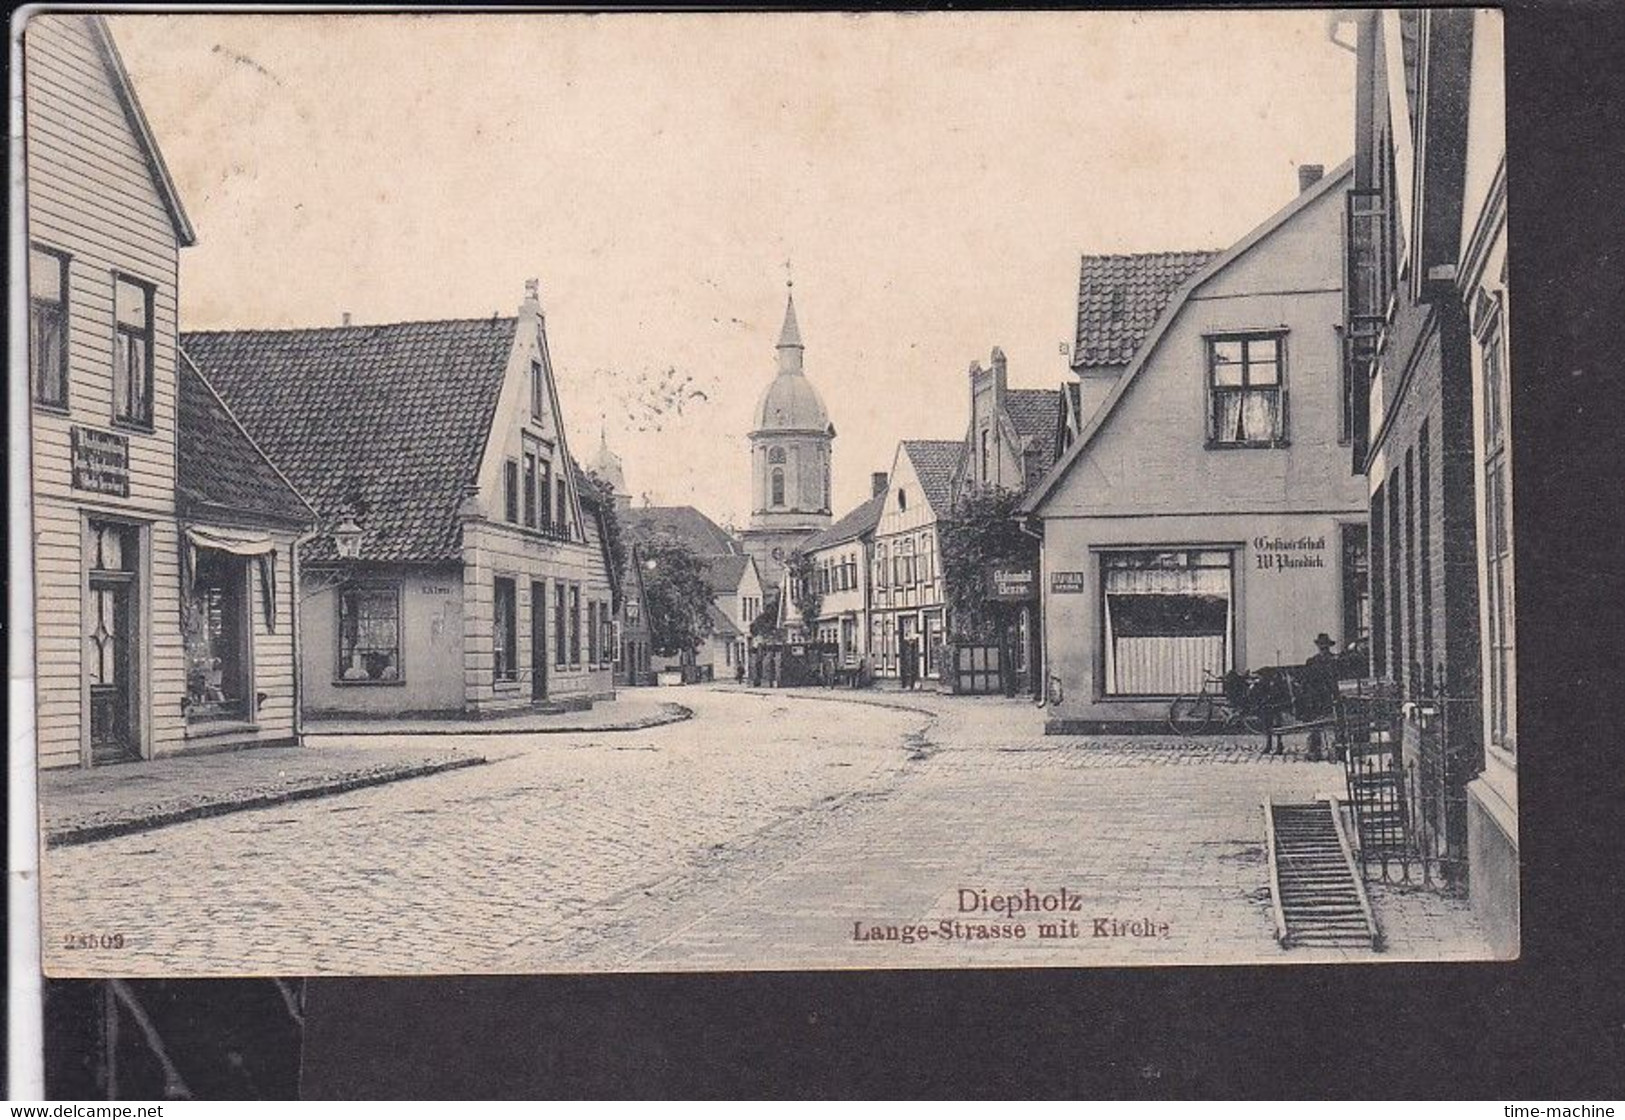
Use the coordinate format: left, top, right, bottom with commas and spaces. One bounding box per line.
87, 521, 140, 765
531, 581, 548, 702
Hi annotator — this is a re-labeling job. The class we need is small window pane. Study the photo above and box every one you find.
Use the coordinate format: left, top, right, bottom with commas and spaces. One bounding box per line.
1245, 337, 1279, 366
1211, 340, 1244, 386
115, 279, 149, 328
1249, 359, 1280, 386
30, 248, 63, 302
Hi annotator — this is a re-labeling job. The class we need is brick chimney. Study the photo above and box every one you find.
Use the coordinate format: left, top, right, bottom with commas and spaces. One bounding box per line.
1298, 164, 1325, 193
871, 471, 888, 498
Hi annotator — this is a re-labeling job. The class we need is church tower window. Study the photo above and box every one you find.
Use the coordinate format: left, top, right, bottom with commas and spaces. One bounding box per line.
771, 468, 785, 507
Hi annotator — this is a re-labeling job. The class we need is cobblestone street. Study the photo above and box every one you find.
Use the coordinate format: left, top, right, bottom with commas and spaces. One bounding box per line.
41, 686, 1490, 976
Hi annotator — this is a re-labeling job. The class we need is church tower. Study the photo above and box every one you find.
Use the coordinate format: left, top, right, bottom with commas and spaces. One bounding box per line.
739, 283, 834, 587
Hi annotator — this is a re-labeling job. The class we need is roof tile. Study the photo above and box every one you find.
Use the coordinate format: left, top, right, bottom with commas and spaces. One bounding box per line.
1074, 251, 1218, 368
176, 358, 314, 527
182, 318, 518, 563
902, 440, 964, 517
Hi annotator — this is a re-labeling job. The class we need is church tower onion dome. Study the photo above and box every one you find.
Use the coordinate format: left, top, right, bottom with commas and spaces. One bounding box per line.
752, 291, 832, 435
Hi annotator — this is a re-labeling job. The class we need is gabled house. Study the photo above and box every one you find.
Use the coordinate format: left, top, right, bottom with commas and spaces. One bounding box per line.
695, 554, 765, 676
1022, 162, 1369, 731
184, 282, 617, 717
26, 13, 316, 770
1346, 8, 1513, 954
954, 348, 1062, 499
798, 475, 889, 667
950, 348, 1062, 695
872, 440, 962, 685
614, 542, 653, 687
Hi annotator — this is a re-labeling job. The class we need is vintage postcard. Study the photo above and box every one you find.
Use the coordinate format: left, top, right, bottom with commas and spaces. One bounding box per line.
15, 8, 1517, 977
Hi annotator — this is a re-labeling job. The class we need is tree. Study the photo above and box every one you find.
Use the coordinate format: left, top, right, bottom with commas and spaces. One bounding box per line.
640, 533, 716, 659
786, 549, 823, 636
938, 484, 1040, 641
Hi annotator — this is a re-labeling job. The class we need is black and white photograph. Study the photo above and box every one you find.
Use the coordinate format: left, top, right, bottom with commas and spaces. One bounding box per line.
15, 7, 1518, 986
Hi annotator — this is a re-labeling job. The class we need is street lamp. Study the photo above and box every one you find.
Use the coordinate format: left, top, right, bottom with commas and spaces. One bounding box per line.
333, 515, 364, 560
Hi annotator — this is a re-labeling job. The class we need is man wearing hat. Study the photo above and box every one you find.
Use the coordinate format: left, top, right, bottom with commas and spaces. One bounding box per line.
1302, 632, 1340, 720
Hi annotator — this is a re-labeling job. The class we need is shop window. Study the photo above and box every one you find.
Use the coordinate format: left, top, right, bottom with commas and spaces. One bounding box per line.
184, 550, 250, 720
113, 276, 155, 427
30, 245, 69, 409
1101, 550, 1234, 697
494, 578, 518, 682
1207, 333, 1287, 448
338, 585, 401, 682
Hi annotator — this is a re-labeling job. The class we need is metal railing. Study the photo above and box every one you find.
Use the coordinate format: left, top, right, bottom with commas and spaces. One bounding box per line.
1335, 680, 1479, 894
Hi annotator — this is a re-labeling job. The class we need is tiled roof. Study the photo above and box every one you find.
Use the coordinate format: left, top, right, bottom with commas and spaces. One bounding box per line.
621, 505, 741, 557
176, 357, 314, 528
802, 493, 885, 553
182, 317, 519, 563
1073, 251, 1218, 368
903, 439, 964, 517
697, 554, 753, 593
1005, 388, 1062, 467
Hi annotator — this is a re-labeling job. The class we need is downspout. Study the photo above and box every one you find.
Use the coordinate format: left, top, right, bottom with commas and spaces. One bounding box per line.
1018, 514, 1050, 707
291, 526, 318, 745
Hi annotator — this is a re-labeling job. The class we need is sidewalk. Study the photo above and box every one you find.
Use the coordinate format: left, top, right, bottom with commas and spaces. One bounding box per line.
303, 691, 692, 737
40, 741, 488, 848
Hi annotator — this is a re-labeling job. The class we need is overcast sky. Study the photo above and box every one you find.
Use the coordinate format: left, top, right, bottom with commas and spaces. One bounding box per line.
110, 11, 1356, 527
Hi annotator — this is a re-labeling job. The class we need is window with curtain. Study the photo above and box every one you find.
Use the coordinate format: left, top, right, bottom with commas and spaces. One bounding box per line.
338, 585, 401, 682
1101, 550, 1234, 696
1207, 333, 1286, 447
493, 578, 517, 681
113, 276, 154, 426
30, 245, 69, 409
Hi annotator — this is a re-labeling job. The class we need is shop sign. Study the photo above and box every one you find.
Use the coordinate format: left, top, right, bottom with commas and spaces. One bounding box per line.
985, 564, 1037, 602
1050, 571, 1088, 594
1252, 534, 1327, 573
71, 426, 129, 497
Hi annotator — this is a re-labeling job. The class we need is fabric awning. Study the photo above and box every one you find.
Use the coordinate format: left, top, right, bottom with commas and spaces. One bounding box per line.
182, 525, 279, 632
184, 525, 276, 556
